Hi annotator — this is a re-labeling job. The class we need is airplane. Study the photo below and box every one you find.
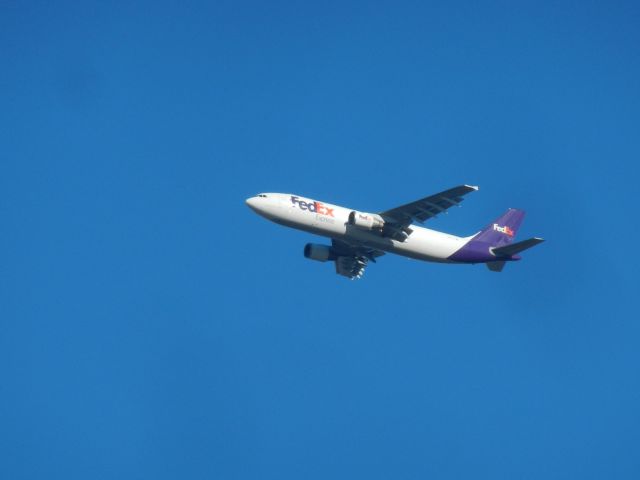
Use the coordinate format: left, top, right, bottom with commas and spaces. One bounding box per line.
245, 185, 543, 279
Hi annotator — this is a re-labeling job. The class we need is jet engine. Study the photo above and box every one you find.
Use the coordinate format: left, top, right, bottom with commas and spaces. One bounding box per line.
304, 243, 335, 262
348, 211, 385, 231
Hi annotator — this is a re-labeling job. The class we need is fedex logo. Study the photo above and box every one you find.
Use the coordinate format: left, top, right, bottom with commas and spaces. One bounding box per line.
493, 223, 514, 236
291, 196, 334, 217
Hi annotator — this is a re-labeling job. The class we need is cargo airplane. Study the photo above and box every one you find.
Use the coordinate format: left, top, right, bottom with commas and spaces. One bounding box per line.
246, 185, 543, 279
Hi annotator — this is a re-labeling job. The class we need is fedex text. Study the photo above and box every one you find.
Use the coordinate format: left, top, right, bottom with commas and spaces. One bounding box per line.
493, 223, 514, 236
291, 196, 334, 217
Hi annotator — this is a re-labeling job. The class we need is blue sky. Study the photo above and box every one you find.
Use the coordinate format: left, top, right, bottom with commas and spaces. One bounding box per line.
2, 2, 640, 479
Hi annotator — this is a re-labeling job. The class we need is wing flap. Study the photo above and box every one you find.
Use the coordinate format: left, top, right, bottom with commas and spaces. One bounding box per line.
331, 239, 384, 280
335, 256, 367, 279
379, 185, 478, 241
380, 185, 478, 224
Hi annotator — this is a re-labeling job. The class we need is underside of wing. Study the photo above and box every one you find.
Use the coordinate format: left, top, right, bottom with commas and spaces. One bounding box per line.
331, 239, 385, 280
379, 184, 478, 241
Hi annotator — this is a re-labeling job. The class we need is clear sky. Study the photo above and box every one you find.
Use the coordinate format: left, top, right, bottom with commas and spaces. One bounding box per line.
2, 2, 640, 479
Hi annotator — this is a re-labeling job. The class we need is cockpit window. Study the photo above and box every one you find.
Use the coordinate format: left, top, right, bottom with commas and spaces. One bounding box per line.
258, 194, 267, 198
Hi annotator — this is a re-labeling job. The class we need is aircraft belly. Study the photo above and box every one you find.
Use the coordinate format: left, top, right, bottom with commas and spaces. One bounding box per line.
340, 226, 465, 262
396, 228, 464, 260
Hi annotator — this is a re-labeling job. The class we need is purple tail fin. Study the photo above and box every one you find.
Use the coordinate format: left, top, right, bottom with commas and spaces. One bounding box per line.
473, 209, 525, 247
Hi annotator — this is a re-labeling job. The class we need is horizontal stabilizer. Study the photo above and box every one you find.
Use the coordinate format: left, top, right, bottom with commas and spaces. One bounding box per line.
492, 237, 544, 257
486, 261, 506, 272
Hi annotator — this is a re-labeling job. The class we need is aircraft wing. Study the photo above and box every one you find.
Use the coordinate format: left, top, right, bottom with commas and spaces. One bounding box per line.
331, 239, 385, 280
379, 184, 478, 241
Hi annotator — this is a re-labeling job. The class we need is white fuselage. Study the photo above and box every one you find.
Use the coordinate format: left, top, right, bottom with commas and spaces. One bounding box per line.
246, 193, 475, 263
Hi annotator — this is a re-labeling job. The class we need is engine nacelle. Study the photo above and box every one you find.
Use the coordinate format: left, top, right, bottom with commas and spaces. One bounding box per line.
304, 243, 334, 262
348, 211, 385, 231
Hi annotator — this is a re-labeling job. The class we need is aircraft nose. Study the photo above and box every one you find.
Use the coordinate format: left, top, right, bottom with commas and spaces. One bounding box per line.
245, 196, 259, 210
